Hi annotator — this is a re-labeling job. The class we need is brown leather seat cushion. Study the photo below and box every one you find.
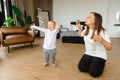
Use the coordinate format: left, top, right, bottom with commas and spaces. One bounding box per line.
4, 34, 34, 45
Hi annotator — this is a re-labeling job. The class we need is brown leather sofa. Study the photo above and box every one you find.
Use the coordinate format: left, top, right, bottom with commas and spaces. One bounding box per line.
0, 27, 34, 53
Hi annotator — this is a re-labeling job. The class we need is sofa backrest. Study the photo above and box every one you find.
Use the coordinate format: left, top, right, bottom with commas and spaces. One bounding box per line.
0, 27, 27, 35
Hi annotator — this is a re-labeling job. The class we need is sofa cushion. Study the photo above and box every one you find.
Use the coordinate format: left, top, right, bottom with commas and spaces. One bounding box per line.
0, 27, 27, 35
4, 34, 34, 45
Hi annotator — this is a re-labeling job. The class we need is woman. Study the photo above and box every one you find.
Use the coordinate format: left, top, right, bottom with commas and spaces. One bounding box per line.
76, 12, 112, 77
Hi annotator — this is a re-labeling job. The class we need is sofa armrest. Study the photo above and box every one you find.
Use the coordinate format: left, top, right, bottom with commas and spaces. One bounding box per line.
0, 30, 3, 45
27, 30, 35, 37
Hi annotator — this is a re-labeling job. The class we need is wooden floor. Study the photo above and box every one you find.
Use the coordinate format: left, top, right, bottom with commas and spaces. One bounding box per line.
0, 38, 120, 80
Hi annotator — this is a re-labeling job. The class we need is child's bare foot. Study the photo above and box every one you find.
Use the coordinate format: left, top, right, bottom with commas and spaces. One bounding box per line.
43, 63, 48, 67
51, 64, 57, 67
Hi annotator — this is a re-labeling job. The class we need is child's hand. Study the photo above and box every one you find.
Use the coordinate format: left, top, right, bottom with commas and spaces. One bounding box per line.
55, 23, 60, 28
30, 24, 35, 30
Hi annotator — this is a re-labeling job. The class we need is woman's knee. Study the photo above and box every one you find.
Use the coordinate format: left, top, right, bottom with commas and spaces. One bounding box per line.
78, 54, 92, 72
89, 70, 102, 77
78, 64, 88, 72
88, 59, 105, 77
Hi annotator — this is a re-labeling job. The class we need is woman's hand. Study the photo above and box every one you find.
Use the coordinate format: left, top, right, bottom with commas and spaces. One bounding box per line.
76, 21, 83, 36
93, 35, 103, 42
93, 35, 112, 51
76, 21, 81, 28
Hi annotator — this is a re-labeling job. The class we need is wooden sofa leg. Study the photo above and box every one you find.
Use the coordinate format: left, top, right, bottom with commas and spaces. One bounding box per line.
30, 43, 33, 48
7, 46, 10, 53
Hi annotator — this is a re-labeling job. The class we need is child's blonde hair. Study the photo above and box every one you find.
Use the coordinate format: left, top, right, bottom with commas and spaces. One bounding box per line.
49, 20, 56, 27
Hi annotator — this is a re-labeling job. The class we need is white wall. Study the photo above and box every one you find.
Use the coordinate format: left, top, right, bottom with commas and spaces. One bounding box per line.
53, 0, 120, 37
107, 0, 120, 37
